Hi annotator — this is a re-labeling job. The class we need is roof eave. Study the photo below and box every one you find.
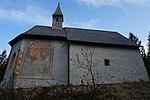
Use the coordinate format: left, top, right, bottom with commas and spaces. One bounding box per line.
9, 34, 67, 47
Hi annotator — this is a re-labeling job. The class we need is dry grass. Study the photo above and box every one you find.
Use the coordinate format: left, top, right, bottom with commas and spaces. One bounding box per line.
0, 81, 150, 100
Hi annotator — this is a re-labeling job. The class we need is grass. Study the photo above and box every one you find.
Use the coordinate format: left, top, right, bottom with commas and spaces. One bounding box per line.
0, 81, 150, 100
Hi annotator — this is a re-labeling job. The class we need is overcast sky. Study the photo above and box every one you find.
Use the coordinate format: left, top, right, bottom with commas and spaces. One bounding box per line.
0, 0, 150, 54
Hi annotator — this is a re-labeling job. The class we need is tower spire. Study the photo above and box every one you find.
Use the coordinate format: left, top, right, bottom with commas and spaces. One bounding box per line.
52, 3, 64, 29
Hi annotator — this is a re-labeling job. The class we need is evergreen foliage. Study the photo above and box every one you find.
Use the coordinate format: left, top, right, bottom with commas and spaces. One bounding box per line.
129, 32, 146, 58
145, 32, 150, 77
0, 50, 7, 82
147, 32, 150, 59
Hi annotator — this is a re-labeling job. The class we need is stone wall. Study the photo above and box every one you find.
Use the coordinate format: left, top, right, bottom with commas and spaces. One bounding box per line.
69, 43, 149, 85
4, 39, 25, 80
1, 39, 149, 88
1, 39, 68, 88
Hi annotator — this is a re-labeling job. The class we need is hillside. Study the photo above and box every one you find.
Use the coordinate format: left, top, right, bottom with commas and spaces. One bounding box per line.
0, 81, 150, 100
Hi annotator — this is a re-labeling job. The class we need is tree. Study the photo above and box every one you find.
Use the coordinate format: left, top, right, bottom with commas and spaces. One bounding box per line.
145, 32, 150, 77
147, 32, 150, 59
129, 32, 141, 45
0, 50, 8, 82
71, 47, 97, 91
129, 32, 146, 58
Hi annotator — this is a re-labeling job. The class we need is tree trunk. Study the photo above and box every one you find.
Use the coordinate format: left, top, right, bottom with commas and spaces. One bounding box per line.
89, 67, 96, 91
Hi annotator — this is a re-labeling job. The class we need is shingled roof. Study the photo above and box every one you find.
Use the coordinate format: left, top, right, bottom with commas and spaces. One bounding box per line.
9, 25, 139, 47
24, 26, 66, 37
65, 27, 138, 47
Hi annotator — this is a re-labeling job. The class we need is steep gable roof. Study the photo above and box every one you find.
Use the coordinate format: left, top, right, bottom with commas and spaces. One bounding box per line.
9, 25, 139, 47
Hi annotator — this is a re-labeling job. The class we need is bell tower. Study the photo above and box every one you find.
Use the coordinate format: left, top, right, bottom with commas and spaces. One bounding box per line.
52, 3, 64, 29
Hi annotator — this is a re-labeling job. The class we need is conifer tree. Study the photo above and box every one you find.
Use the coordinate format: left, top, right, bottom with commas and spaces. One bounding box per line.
0, 50, 7, 82
129, 32, 146, 58
147, 32, 150, 59
146, 32, 150, 77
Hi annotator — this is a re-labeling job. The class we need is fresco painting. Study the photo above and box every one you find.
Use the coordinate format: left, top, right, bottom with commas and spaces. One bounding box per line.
14, 47, 24, 78
19, 40, 53, 79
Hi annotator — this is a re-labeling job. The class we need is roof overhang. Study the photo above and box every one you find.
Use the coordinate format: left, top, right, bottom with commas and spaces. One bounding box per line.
9, 34, 67, 47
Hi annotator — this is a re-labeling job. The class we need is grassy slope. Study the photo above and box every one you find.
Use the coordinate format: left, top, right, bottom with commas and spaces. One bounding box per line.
0, 81, 150, 100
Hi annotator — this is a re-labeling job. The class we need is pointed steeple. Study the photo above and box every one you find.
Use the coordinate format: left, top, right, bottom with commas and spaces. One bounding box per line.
52, 3, 63, 17
52, 3, 64, 29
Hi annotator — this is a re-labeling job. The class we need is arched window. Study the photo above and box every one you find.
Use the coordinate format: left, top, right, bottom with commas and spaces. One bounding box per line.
9, 53, 16, 69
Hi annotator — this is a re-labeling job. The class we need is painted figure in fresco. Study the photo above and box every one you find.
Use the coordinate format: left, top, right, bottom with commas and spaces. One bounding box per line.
29, 40, 47, 63
21, 40, 53, 78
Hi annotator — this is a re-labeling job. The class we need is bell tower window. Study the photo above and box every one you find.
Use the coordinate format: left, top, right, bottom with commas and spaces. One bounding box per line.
56, 17, 59, 22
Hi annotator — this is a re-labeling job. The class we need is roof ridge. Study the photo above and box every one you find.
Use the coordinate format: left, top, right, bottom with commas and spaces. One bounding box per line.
34, 25, 51, 28
64, 27, 117, 33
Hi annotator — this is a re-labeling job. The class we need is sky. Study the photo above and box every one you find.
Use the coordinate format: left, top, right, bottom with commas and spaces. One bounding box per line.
0, 0, 150, 55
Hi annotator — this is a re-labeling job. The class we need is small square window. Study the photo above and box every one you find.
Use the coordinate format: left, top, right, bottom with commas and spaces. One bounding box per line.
104, 59, 110, 66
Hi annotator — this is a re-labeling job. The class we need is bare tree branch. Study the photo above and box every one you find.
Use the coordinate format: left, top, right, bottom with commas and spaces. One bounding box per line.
71, 47, 97, 91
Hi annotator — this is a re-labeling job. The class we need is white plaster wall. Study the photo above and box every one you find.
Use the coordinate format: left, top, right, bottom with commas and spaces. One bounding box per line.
3, 39, 24, 80
0, 39, 26, 88
51, 40, 68, 85
13, 39, 68, 88
70, 44, 149, 85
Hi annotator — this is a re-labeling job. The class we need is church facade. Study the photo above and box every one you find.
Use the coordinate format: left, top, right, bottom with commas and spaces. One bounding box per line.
1, 4, 149, 88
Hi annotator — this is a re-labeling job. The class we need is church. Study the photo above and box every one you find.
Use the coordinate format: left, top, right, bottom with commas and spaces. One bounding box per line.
1, 4, 149, 88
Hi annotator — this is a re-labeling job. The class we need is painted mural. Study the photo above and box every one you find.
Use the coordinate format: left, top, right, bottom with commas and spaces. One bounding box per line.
14, 47, 24, 78
19, 40, 53, 79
